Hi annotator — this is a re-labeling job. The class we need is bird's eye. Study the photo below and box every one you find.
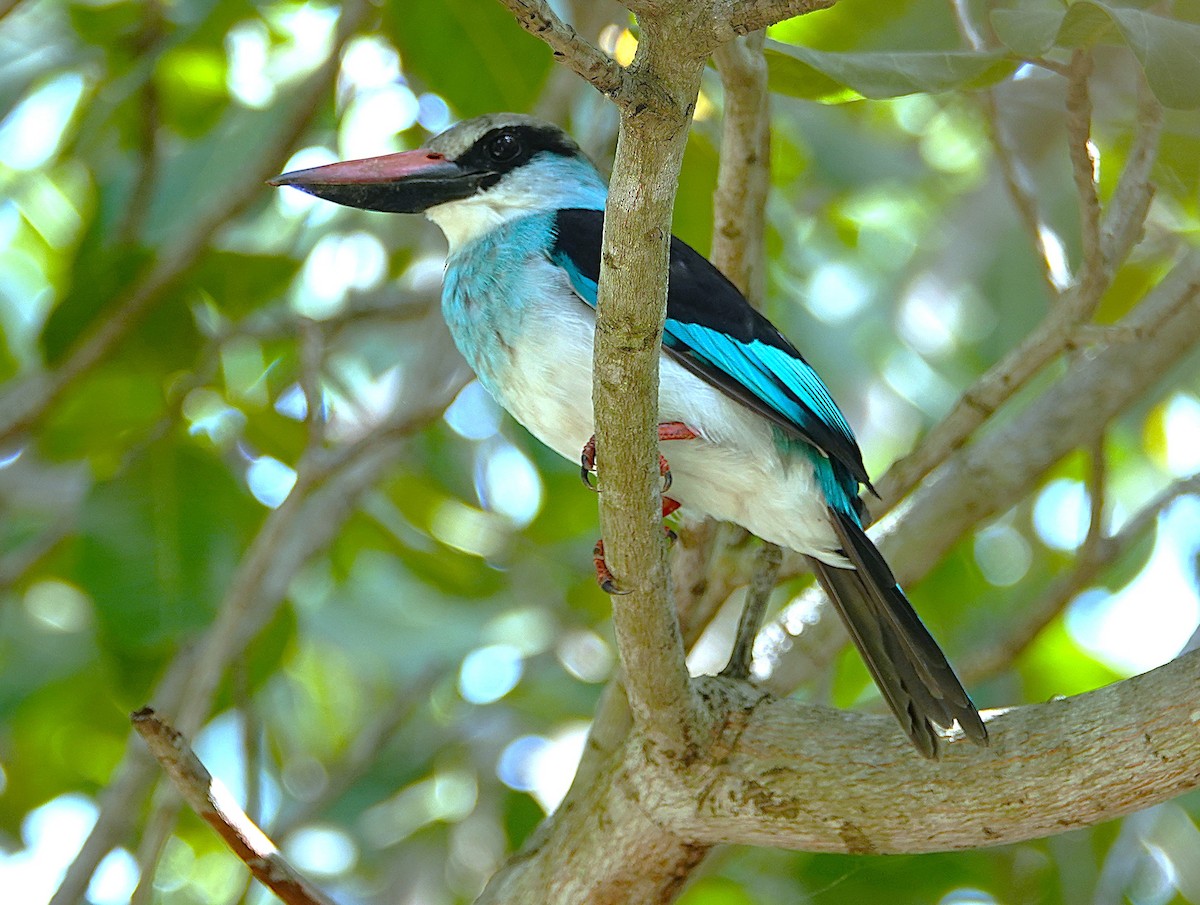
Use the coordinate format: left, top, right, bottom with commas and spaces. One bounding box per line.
486, 132, 521, 163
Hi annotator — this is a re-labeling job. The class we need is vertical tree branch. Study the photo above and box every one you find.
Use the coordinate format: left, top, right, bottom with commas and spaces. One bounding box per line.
711, 30, 778, 680
594, 21, 705, 746
1066, 50, 1102, 282
711, 31, 770, 305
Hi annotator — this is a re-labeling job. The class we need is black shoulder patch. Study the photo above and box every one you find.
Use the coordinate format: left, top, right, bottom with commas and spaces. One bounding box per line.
553, 208, 604, 281
555, 210, 795, 353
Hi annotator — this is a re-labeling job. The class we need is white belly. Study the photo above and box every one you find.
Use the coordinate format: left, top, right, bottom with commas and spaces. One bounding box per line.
486, 288, 846, 564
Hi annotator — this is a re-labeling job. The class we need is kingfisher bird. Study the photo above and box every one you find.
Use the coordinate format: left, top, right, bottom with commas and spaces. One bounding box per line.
271, 113, 987, 757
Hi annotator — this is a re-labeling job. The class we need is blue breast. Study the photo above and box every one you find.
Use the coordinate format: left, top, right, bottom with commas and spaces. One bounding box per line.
441, 212, 559, 398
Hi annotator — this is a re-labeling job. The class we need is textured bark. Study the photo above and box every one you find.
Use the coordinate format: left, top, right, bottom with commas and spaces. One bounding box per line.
480, 2, 1200, 903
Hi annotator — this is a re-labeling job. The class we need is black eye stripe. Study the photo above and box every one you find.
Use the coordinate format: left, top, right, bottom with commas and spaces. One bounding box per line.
456, 124, 584, 176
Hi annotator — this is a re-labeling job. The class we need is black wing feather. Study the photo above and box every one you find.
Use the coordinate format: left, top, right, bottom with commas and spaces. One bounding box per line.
551, 208, 872, 490
815, 508, 988, 756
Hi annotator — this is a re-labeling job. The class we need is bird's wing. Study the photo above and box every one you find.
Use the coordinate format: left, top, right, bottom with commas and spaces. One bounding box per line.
549, 207, 872, 491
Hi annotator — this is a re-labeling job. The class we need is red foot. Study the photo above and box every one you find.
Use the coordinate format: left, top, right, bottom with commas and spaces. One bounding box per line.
580, 435, 599, 491
593, 496, 682, 594
580, 422, 699, 492
592, 539, 627, 595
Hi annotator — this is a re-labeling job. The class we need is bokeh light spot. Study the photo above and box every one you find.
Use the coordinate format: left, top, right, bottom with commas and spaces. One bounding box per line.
459, 644, 523, 704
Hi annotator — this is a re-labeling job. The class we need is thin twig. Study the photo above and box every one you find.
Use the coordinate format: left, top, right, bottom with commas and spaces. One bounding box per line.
985, 91, 1065, 300
494, 0, 627, 98
1101, 74, 1163, 264
50, 646, 200, 905
298, 317, 326, 448
52, 364, 467, 904
947, 0, 1063, 300
1066, 50, 1103, 282
715, 0, 840, 45
712, 30, 770, 305
720, 542, 781, 679
874, 45, 1164, 507
965, 469, 1200, 683
132, 709, 340, 905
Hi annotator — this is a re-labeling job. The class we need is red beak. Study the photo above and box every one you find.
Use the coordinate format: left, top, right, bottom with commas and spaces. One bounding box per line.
269, 149, 485, 213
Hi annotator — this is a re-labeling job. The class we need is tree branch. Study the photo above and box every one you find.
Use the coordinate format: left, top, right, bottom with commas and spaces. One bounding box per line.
711, 31, 770, 305
965, 469, 1200, 684
766, 250, 1200, 691
875, 50, 1159, 507
52, 359, 467, 903
132, 709, 339, 905
482, 646, 1200, 892
714, 0, 840, 43
48, 647, 200, 905
1066, 50, 1103, 281
650, 650, 1200, 852
494, 0, 628, 99
1101, 74, 1163, 264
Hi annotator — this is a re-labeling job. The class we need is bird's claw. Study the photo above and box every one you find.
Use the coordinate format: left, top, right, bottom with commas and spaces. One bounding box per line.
580, 436, 599, 492
580, 429, 687, 494
593, 540, 631, 595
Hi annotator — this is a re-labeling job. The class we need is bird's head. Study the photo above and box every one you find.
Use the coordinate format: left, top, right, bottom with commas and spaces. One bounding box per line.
270, 113, 608, 251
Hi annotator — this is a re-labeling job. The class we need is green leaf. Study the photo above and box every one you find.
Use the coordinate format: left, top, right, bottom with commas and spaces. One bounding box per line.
41, 366, 165, 465
66, 0, 143, 49
1056, 2, 1126, 46
765, 42, 1018, 102
382, 0, 553, 117
1062, 3, 1200, 109
188, 250, 297, 318
41, 211, 154, 365
990, 0, 1070, 56
71, 440, 256, 659
677, 877, 756, 905
155, 43, 230, 138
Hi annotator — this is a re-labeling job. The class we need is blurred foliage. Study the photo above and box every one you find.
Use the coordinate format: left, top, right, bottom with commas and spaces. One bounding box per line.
0, 0, 1199, 904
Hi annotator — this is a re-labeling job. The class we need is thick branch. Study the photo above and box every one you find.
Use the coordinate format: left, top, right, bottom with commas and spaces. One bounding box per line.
647, 649, 1200, 852
484, 646, 1200, 894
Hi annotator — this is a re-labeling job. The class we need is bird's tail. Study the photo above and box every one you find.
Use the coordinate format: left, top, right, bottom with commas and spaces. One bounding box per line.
808, 507, 988, 758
